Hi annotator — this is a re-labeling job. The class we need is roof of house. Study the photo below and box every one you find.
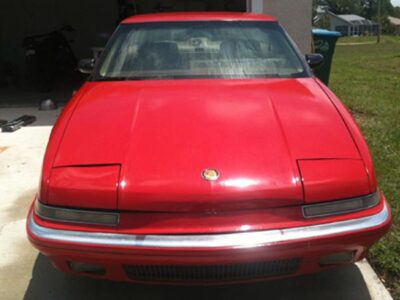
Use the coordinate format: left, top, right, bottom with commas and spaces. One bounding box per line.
337, 14, 367, 22
388, 16, 400, 26
325, 12, 377, 26
122, 12, 276, 24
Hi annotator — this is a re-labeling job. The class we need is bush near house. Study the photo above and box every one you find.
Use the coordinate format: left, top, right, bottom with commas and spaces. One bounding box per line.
314, 14, 331, 30
329, 35, 400, 298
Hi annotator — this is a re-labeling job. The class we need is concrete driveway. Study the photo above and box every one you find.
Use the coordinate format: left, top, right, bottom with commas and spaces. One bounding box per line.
0, 108, 392, 300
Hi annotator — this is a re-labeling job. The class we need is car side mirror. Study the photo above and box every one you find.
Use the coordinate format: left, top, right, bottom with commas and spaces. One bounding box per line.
78, 59, 95, 74
305, 54, 324, 69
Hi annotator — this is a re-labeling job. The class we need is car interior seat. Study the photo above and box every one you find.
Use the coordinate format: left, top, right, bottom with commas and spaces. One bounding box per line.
131, 42, 183, 71
219, 39, 262, 59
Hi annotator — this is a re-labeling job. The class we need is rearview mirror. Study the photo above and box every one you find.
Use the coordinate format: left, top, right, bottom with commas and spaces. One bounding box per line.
305, 54, 324, 69
78, 59, 95, 74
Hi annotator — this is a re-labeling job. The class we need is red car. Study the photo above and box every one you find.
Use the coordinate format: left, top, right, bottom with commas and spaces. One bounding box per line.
27, 12, 391, 284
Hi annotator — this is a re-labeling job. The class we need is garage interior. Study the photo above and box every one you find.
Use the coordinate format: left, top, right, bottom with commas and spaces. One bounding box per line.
0, 0, 248, 106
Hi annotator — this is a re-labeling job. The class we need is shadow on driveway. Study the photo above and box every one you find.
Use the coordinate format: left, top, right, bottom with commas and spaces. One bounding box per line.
24, 254, 371, 300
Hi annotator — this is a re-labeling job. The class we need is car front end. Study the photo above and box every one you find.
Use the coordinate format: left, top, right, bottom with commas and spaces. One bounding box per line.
27, 191, 390, 283
26, 12, 391, 284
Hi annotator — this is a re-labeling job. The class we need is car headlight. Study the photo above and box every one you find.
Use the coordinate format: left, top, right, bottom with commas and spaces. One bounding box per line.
35, 199, 119, 226
302, 191, 380, 219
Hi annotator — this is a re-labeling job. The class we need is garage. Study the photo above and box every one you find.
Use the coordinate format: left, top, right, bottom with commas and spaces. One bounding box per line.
0, 1, 245, 94
0, 0, 312, 105
129, 0, 247, 14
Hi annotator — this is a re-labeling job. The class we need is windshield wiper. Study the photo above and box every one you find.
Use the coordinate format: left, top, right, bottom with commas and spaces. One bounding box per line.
94, 72, 306, 81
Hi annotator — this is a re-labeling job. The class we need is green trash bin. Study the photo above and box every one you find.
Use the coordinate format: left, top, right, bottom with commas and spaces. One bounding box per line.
312, 29, 341, 85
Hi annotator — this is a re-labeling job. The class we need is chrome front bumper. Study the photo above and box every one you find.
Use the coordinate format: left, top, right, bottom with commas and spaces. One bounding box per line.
27, 201, 390, 249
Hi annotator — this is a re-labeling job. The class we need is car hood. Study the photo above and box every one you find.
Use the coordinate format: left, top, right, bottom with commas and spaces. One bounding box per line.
53, 78, 360, 212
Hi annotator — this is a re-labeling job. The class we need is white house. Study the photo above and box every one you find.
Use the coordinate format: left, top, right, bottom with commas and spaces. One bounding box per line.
388, 16, 400, 35
316, 10, 378, 36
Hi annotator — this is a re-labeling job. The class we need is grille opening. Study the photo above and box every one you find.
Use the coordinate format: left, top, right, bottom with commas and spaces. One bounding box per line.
124, 258, 301, 282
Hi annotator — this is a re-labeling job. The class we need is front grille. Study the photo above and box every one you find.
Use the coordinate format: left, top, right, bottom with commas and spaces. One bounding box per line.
123, 258, 301, 282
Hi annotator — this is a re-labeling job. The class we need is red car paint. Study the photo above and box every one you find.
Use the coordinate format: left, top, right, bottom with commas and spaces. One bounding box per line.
48, 165, 120, 210
47, 78, 364, 212
299, 159, 370, 203
27, 12, 391, 284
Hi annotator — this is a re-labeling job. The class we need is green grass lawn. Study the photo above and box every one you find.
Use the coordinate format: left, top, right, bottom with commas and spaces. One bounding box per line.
337, 35, 400, 44
329, 35, 400, 297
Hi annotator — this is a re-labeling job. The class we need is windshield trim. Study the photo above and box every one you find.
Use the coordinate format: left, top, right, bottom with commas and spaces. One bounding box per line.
92, 21, 312, 82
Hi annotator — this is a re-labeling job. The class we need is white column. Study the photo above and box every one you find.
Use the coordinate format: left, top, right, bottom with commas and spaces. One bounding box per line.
261, 0, 313, 53
250, 0, 263, 13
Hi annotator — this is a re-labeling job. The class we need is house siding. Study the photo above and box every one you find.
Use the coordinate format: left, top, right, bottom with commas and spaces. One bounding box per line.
329, 16, 351, 36
261, 0, 312, 53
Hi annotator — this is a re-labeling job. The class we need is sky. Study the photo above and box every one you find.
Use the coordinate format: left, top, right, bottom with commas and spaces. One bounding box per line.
392, 0, 400, 7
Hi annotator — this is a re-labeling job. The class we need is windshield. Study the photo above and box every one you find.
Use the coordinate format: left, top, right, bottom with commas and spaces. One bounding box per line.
95, 21, 309, 81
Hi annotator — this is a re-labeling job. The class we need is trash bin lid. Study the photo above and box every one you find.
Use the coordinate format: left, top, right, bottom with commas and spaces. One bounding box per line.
312, 28, 341, 37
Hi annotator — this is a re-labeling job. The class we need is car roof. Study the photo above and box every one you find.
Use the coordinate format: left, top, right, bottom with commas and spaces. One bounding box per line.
121, 12, 277, 24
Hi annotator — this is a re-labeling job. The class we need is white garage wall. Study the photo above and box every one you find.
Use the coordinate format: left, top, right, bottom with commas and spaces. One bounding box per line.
249, 0, 312, 54
249, 0, 263, 13
263, 0, 312, 53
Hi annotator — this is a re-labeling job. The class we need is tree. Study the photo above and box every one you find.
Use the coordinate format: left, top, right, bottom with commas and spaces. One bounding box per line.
312, 0, 328, 18
324, 0, 362, 14
394, 7, 400, 18
361, 0, 394, 19
319, 0, 395, 18
361, 0, 396, 35
315, 15, 332, 29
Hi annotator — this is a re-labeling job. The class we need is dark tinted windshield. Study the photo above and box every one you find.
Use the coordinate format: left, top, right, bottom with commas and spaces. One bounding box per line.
95, 21, 309, 80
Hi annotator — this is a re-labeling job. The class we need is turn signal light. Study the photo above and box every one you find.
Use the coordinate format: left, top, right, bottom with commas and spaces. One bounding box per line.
35, 199, 119, 226
302, 191, 380, 218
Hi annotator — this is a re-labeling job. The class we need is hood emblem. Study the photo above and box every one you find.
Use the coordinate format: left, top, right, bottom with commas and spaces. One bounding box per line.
202, 168, 220, 181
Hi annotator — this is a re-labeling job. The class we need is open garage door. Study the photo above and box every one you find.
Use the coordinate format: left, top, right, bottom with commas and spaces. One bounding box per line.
0, 0, 249, 105
119, 0, 247, 19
